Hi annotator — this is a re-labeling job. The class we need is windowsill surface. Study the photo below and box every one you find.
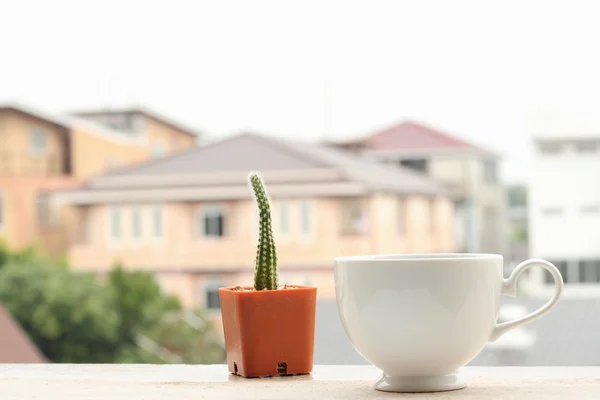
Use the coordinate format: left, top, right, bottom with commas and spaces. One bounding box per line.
0, 364, 598, 399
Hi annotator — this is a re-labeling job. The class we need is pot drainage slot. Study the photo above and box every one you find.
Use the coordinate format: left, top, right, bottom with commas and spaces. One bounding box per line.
234, 363, 238, 374
277, 362, 287, 375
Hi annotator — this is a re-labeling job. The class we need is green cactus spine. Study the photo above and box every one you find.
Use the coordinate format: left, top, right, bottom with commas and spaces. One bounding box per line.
249, 172, 279, 290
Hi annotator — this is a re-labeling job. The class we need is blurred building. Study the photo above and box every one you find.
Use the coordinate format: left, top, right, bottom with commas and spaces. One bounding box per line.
326, 120, 507, 256
0, 103, 200, 255
0, 303, 46, 363
506, 184, 528, 265
528, 111, 600, 297
53, 133, 457, 310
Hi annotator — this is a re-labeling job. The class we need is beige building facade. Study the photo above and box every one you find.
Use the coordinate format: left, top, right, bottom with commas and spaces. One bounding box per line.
328, 120, 507, 256
54, 133, 457, 312
0, 103, 200, 254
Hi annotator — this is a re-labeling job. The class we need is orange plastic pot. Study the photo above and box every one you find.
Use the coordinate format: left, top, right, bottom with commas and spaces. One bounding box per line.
219, 285, 317, 378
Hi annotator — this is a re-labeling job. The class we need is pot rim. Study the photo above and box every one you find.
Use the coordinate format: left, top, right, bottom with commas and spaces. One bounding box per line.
219, 285, 317, 293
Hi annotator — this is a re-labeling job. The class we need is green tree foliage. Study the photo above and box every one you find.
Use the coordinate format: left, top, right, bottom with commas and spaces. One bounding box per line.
106, 263, 181, 346
0, 247, 225, 364
116, 308, 225, 364
0, 260, 120, 362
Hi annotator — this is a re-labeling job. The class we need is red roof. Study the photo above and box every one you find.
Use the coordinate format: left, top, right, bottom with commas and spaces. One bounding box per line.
362, 121, 478, 151
0, 304, 46, 363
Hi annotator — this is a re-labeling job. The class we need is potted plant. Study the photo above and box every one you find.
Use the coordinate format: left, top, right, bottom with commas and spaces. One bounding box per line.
218, 172, 317, 378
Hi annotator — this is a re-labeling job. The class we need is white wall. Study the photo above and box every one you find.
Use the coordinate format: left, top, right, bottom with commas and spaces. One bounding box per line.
529, 140, 600, 259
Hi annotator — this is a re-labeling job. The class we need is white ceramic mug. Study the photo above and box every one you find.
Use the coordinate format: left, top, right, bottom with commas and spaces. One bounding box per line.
333, 253, 563, 393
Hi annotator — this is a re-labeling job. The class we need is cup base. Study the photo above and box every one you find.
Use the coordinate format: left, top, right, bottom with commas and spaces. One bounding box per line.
374, 371, 467, 393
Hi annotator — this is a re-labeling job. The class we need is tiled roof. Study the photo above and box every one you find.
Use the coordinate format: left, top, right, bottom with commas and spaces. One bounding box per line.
91, 132, 448, 195
0, 102, 154, 145
0, 102, 70, 129
0, 304, 46, 363
330, 120, 497, 157
364, 121, 475, 150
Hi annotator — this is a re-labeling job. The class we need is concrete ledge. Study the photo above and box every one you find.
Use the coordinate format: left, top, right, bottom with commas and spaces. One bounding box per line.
0, 364, 598, 399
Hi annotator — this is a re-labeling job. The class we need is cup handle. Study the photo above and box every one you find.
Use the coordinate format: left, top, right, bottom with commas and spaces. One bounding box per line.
489, 258, 564, 342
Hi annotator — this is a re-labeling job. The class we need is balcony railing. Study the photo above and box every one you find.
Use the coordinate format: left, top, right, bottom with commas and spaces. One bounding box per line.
0, 151, 63, 176
0, 364, 597, 398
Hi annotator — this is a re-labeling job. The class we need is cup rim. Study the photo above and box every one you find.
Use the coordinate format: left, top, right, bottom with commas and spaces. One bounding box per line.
334, 253, 503, 263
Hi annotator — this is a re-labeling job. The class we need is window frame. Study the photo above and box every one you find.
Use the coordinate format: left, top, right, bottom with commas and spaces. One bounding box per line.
483, 160, 497, 184
580, 205, 600, 214
300, 199, 313, 238
151, 204, 164, 240
108, 205, 121, 242
537, 141, 563, 155
151, 143, 167, 158
541, 207, 563, 216
131, 205, 142, 240
199, 203, 227, 238
276, 200, 290, 240
29, 127, 48, 155
575, 140, 598, 154
339, 197, 367, 236
578, 260, 600, 284
203, 280, 224, 310
399, 158, 428, 173
36, 193, 56, 228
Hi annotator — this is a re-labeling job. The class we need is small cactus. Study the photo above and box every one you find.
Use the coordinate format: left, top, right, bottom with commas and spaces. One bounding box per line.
248, 172, 279, 290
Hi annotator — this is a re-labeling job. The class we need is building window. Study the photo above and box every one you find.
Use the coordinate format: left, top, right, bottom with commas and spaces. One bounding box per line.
578, 260, 600, 283
204, 281, 223, 310
110, 207, 121, 239
545, 260, 600, 284
300, 200, 312, 235
29, 128, 48, 155
131, 206, 142, 238
152, 143, 167, 158
538, 142, 563, 154
579, 260, 600, 283
152, 205, 163, 238
339, 198, 367, 235
0, 191, 4, 232
399, 158, 428, 173
483, 160, 497, 184
132, 114, 146, 134
576, 141, 598, 153
544, 260, 568, 284
580, 205, 600, 214
36, 193, 55, 228
542, 207, 563, 216
278, 201, 289, 236
79, 207, 90, 244
201, 204, 226, 237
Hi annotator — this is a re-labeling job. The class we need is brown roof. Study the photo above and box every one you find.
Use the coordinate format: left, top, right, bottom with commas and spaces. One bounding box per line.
0, 102, 70, 130
365, 121, 473, 150
0, 304, 46, 363
87, 132, 449, 195
329, 120, 498, 157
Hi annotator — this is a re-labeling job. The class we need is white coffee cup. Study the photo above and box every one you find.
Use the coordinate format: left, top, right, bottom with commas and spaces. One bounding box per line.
334, 253, 563, 393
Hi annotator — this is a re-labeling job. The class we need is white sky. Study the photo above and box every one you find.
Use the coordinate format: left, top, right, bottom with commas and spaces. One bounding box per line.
2, 0, 600, 184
